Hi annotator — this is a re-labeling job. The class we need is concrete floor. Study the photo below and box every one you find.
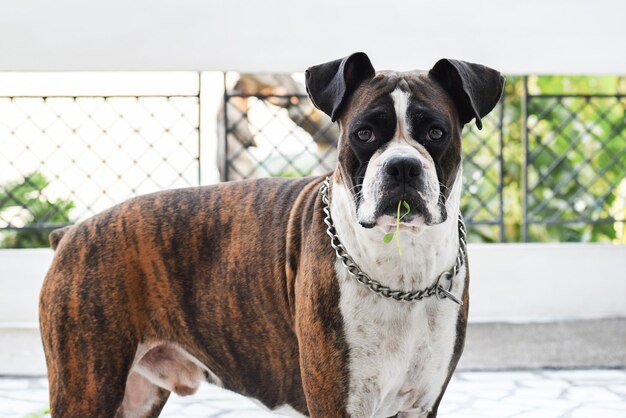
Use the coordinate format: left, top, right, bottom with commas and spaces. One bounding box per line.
4, 318, 625, 376
1, 369, 625, 418
459, 318, 626, 370
2, 319, 625, 417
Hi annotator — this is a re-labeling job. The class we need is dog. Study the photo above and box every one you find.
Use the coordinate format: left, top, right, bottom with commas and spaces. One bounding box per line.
40, 52, 503, 418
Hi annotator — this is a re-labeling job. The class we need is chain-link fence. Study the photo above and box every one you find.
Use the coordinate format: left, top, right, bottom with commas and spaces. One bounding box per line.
222, 92, 505, 242
1, 74, 625, 247
0, 95, 199, 247
220, 93, 338, 180
523, 86, 626, 242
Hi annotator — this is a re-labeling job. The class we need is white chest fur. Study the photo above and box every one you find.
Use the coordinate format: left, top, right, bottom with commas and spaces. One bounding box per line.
330, 177, 465, 418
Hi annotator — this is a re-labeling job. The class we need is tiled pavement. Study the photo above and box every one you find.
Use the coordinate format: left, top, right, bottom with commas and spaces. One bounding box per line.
1, 369, 625, 418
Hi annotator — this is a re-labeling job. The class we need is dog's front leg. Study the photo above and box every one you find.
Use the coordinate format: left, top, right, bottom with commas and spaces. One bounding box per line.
295, 261, 350, 417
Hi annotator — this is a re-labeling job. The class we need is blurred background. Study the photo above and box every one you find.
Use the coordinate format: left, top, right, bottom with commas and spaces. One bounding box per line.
0, 0, 625, 417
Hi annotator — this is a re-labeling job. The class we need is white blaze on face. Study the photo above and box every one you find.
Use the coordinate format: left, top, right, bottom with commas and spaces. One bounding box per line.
356, 88, 443, 229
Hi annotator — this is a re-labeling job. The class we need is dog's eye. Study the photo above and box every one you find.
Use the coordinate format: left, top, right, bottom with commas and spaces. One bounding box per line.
356, 128, 374, 143
427, 127, 444, 141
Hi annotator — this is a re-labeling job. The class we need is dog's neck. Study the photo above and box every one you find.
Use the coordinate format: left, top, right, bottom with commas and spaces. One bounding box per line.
329, 170, 462, 292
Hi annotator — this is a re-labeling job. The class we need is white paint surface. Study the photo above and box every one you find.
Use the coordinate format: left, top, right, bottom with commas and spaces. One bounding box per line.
468, 243, 626, 323
1, 243, 626, 375
0, 249, 53, 326
1, 0, 625, 74
2, 245, 624, 325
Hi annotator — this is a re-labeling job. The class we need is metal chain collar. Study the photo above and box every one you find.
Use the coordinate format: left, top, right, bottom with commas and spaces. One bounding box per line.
320, 177, 466, 305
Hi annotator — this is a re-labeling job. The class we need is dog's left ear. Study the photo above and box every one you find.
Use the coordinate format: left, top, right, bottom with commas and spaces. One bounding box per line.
429, 59, 504, 130
305, 52, 375, 122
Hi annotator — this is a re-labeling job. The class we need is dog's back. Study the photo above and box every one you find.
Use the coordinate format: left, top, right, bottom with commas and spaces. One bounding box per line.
39, 176, 323, 417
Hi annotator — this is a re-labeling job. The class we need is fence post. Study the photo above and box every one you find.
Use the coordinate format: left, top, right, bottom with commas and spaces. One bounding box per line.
521, 76, 529, 242
222, 73, 230, 182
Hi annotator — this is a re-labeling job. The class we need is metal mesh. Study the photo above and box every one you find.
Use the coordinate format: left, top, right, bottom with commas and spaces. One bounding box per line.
0, 96, 200, 237
223, 92, 504, 241
2, 76, 624, 246
524, 94, 626, 241
460, 102, 504, 241
221, 93, 337, 180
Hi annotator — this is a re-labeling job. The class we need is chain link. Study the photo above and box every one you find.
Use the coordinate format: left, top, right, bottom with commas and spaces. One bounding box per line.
320, 177, 466, 304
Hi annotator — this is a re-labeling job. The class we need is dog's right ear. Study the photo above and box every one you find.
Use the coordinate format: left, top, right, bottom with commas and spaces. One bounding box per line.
305, 52, 375, 122
429, 59, 504, 130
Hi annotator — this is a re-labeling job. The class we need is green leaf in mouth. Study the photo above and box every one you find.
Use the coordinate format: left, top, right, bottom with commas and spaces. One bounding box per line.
383, 200, 411, 256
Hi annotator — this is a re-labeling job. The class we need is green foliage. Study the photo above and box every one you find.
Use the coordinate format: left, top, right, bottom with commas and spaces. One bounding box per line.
22, 405, 50, 418
524, 76, 625, 242
0, 172, 75, 248
278, 169, 310, 178
460, 75, 525, 242
461, 75, 626, 243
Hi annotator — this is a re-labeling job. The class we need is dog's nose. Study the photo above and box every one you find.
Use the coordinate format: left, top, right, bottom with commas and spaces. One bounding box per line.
384, 156, 423, 183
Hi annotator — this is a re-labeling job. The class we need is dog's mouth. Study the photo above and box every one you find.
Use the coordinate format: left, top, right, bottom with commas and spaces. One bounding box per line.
381, 198, 423, 218
358, 193, 434, 229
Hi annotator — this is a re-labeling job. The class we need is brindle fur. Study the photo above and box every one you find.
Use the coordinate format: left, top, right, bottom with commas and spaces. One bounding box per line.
40, 177, 350, 417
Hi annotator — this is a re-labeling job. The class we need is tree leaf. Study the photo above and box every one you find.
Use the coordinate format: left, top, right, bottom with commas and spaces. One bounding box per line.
383, 233, 394, 244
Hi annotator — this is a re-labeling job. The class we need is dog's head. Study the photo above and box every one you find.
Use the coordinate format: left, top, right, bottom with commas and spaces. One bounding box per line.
306, 52, 504, 231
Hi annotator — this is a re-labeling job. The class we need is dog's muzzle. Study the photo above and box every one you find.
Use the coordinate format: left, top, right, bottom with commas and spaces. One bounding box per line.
377, 156, 429, 220
383, 155, 423, 186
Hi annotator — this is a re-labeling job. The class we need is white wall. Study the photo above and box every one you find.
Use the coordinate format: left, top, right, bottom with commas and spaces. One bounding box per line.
0, 249, 52, 376
3, 244, 625, 326
1, 0, 625, 74
469, 244, 626, 322
1, 244, 625, 375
